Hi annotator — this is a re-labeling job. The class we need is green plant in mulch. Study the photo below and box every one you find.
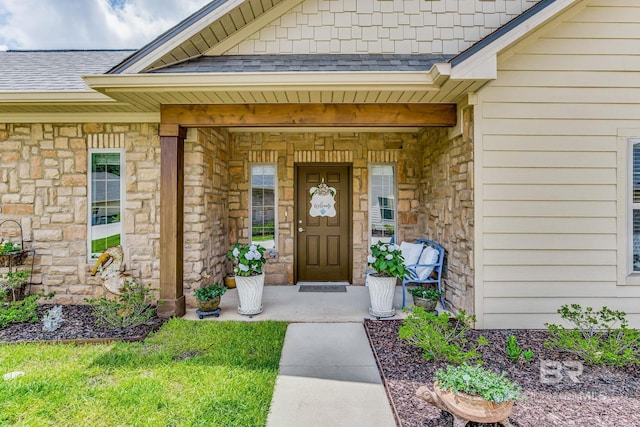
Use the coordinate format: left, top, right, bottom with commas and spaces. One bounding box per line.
545, 304, 640, 367
435, 364, 522, 403
506, 335, 534, 363
85, 279, 155, 328
398, 306, 488, 364
0, 292, 46, 328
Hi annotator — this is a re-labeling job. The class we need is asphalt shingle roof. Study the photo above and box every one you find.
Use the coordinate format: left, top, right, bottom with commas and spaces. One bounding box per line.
0, 50, 134, 92
150, 54, 454, 73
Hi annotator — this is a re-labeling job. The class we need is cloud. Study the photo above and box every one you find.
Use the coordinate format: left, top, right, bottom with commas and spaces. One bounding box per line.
0, 0, 210, 50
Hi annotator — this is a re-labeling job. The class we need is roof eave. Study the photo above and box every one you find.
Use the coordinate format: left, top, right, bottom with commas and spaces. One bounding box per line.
85, 69, 450, 93
0, 91, 119, 104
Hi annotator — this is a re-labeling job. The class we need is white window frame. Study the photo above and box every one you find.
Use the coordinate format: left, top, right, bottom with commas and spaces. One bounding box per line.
87, 148, 125, 261
368, 163, 398, 246
250, 163, 278, 250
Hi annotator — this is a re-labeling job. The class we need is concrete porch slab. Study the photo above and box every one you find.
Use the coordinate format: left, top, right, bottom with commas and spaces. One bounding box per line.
182, 284, 411, 322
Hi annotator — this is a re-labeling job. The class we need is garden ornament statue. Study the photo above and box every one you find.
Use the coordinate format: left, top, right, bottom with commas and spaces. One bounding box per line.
416, 385, 514, 427
90, 245, 137, 295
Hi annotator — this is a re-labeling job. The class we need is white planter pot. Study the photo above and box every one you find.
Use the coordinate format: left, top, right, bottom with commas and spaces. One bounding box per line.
235, 273, 264, 316
367, 275, 397, 318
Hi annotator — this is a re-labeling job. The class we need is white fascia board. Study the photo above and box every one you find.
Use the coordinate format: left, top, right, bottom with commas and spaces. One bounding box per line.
0, 112, 160, 123
121, 0, 248, 74
0, 91, 117, 103
85, 71, 443, 93
451, 0, 578, 80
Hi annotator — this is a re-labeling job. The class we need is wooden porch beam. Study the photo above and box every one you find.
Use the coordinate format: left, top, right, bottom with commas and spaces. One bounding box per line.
157, 126, 187, 318
161, 103, 457, 128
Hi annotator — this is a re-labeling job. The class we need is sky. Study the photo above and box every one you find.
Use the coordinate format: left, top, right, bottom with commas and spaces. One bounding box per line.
0, 0, 212, 51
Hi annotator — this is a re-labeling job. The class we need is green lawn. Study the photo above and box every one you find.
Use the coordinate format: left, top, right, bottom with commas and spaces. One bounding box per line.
0, 319, 288, 427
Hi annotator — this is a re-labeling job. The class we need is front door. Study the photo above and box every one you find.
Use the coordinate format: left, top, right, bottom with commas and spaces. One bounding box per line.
296, 165, 351, 282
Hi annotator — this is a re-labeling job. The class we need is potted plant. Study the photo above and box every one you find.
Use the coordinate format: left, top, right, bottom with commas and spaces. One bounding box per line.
0, 269, 31, 302
367, 241, 407, 318
417, 364, 521, 427
0, 240, 27, 268
227, 243, 267, 316
408, 286, 441, 311
194, 281, 227, 312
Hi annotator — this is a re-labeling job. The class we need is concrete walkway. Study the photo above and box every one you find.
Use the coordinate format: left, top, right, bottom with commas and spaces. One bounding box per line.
266, 323, 397, 427
183, 285, 440, 427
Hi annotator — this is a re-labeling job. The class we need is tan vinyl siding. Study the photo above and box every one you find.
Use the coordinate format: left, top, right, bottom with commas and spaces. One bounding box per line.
476, 0, 640, 328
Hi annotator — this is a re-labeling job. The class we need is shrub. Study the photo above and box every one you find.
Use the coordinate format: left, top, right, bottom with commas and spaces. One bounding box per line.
544, 304, 640, 367
506, 335, 534, 363
398, 307, 487, 364
435, 364, 522, 403
86, 279, 155, 328
0, 292, 42, 328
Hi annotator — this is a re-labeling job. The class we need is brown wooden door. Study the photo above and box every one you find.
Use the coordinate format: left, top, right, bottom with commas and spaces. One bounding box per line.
296, 165, 351, 282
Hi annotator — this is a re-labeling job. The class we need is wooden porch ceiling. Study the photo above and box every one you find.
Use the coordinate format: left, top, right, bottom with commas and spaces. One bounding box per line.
160, 103, 457, 135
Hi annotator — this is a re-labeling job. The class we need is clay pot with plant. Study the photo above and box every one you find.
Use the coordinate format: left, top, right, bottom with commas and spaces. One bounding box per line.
194, 282, 227, 312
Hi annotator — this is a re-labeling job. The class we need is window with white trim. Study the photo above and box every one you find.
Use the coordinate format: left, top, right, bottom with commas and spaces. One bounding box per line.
88, 149, 124, 260
631, 139, 640, 272
369, 164, 396, 245
250, 164, 277, 250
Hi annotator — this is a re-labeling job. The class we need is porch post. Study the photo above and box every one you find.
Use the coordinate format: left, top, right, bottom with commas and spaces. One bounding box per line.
158, 124, 187, 317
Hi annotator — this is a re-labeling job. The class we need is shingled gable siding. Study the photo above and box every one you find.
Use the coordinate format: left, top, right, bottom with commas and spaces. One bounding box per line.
0, 123, 230, 305
228, 131, 423, 285
419, 106, 475, 314
224, 0, 539, 55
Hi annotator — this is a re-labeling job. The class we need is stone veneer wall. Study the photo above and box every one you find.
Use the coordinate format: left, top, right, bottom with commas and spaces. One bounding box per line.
0, 123, 229, 305
418, 105, 474, 313
183, 128, 231, 306
228, 131, 423, 285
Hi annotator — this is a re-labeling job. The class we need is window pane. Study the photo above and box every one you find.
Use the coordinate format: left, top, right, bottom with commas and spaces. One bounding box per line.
634, 143, 640, 204
634, 210, 640, 273
90, 152, 122, 258
370, 165, 395, 245
251, 165, 276, 249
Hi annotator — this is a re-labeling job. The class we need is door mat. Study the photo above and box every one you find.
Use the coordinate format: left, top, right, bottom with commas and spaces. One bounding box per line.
298, 285, 347, 293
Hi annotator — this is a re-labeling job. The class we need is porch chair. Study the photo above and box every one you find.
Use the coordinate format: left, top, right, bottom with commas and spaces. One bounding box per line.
400, 239, 446, 310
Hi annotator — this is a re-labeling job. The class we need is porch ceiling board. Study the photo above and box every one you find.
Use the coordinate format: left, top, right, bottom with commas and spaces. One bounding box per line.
160, 103, 457, 128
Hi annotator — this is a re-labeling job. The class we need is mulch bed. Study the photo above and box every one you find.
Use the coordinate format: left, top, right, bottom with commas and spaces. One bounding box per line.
364, 319, 640, 427
0, 304, 166, 344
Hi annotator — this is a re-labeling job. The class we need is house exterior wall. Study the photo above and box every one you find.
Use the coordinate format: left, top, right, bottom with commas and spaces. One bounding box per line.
475, 0, 640, 328
0, 123, 230, 305
419, 105, 475, 314
227, 131, 424, 285
223, 0, 538, 55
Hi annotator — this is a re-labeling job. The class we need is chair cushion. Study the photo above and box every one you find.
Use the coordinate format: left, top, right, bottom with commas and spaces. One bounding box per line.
399, 241, 423, 266
416, 246, 439, 280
